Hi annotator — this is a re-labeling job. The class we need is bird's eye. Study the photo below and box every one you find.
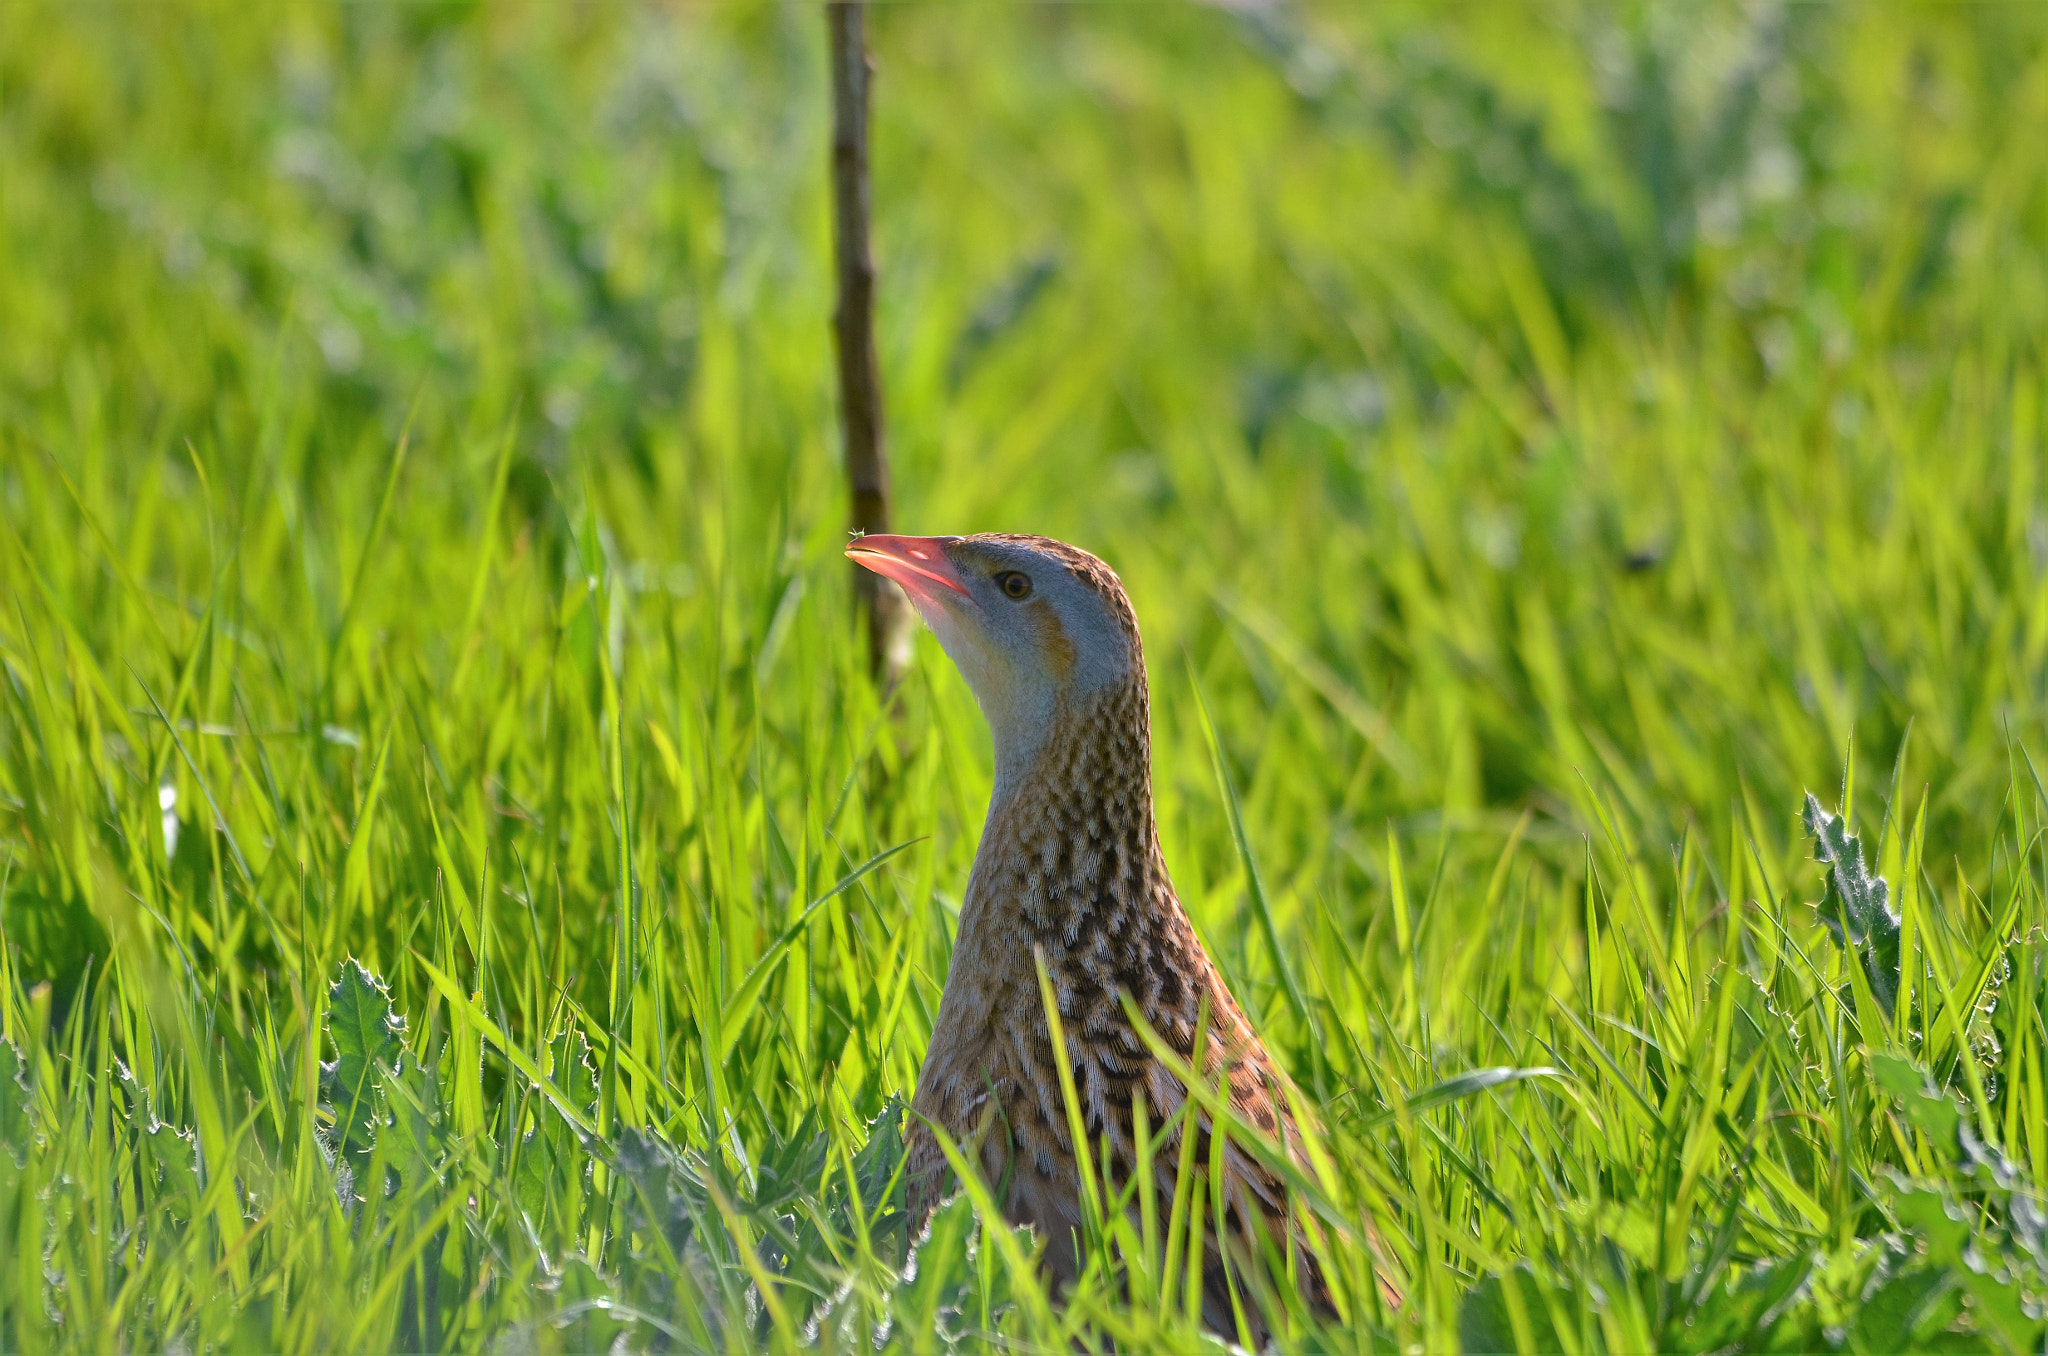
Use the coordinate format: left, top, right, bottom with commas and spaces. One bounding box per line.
995, 571, 1033, 600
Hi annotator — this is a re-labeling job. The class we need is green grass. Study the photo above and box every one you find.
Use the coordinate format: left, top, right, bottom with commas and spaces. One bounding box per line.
3, 0, 2047, 1350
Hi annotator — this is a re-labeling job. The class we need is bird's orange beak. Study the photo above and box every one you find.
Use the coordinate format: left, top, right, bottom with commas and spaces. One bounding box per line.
846, 534, 971, 608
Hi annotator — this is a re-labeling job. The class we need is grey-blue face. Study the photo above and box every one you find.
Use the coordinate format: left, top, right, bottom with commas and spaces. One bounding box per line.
847, 532, 1141, 759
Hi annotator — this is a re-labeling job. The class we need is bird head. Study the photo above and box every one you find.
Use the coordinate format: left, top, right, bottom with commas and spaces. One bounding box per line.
847, 532, 1143, 771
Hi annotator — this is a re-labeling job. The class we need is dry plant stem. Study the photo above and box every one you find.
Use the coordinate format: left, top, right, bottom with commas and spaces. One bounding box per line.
828, 0, 911, 687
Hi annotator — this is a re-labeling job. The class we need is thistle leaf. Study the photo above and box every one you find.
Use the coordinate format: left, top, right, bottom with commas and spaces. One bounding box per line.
1803, 793, 1902, 1016
322, 957, 407, 1159
0, 1037, 30, 1167
113, 1056, 200, 1218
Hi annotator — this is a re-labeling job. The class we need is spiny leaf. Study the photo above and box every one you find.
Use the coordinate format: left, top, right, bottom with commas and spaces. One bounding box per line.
0, 1036, 30, 1166
1803, 793, 1901, 1016
855, 1095, 908, 1227
114, 1056, 200, 1218
323, 957, 407, 1159
547, 1024, 602, 1121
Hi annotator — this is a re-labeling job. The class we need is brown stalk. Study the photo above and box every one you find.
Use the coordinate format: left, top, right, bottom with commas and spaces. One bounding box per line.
828, 0, 911, 686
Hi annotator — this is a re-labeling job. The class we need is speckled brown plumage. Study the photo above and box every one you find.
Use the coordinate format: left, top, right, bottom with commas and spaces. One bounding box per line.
886, 534, 1350, 1343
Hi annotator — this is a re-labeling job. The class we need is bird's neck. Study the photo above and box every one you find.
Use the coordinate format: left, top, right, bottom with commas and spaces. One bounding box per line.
972, 675, 1164, 943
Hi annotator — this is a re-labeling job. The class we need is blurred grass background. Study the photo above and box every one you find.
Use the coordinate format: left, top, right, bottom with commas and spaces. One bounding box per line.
2, 0, 2047, 1350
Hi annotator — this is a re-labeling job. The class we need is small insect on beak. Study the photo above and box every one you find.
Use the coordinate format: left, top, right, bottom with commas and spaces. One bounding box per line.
846, 534, 972, 608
